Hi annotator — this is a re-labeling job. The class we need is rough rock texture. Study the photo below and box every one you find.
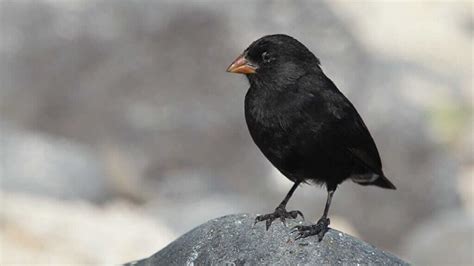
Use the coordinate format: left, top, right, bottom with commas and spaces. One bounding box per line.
128, 214, 408, 265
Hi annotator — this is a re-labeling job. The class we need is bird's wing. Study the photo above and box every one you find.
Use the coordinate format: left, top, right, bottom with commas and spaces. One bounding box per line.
337, 113, 383, 175
297, 73, 383, 175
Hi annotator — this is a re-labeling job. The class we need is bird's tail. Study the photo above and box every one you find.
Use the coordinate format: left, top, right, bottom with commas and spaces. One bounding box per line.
353, 174, 397, 189
372, 175, 396, 189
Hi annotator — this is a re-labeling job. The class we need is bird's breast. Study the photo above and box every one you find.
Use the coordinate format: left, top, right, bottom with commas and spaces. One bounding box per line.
244, 89, 302, 164
245, 92, 290, 133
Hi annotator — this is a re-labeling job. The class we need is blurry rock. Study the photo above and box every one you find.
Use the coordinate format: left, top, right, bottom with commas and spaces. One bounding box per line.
0, 124, 110, 202
0, 0, 366, 195
0, 192, 176, 265
128, 214, 408, 265
458, 165, 474, 214
99, 143, 146, 202
327, 1, 472, 85
399, 209, 473, 266
146, 189, 256, 234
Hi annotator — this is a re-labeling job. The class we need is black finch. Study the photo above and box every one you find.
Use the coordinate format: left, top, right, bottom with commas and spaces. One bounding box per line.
227, 34, 396, 241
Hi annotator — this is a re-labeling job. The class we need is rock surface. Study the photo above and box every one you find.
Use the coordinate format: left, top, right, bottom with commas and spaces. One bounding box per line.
128, 214, 408, 265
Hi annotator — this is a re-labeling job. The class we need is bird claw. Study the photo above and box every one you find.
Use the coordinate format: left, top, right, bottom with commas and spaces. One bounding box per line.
265, 219, 273, 230
292, 210, 304, 220
290, 225, 303, 234
255, 207, 305, 230
279, 216, 287, 226
291, 217, 330, 241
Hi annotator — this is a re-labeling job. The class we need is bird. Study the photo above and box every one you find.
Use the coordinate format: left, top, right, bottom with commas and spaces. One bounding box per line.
226, 34, 396, 241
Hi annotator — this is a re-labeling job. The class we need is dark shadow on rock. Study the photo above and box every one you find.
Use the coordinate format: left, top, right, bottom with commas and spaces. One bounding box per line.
126, 214, 409, 265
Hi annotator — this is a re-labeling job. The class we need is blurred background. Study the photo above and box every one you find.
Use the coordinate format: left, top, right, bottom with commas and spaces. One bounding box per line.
0, 0, 472, 264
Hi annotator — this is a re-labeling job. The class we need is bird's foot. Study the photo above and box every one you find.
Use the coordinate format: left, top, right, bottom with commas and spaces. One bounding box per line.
254, 206, 304, 230
291, 217, 330, 241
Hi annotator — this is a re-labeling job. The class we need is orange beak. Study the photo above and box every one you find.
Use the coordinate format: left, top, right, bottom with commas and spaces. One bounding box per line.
226, 54, 256, 74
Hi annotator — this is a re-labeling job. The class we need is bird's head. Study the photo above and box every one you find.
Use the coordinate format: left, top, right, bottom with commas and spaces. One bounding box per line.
226, 34, 320, 85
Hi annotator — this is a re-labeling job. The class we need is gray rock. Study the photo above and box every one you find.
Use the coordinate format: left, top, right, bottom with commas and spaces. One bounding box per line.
128, 214, 408, 265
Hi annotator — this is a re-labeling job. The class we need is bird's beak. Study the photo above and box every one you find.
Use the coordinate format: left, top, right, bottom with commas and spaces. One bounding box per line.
226, 54, 256, 74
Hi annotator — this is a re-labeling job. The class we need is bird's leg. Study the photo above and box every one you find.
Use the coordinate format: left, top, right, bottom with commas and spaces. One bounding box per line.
255, 182, 304, 230
292, 188, 335, 241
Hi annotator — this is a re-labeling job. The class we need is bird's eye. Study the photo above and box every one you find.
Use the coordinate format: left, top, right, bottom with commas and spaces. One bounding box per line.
262, 51, 272, 63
